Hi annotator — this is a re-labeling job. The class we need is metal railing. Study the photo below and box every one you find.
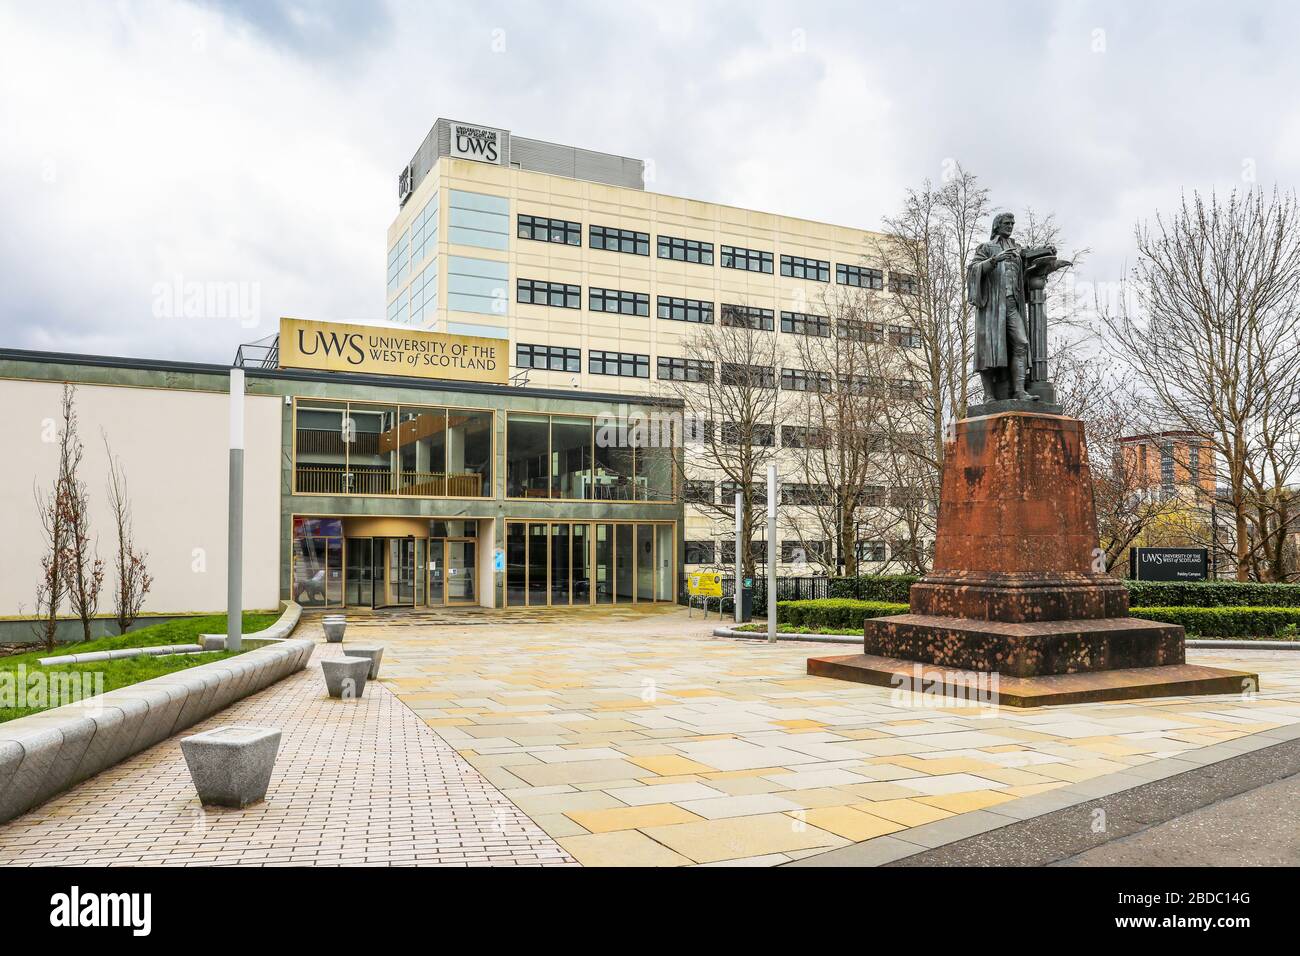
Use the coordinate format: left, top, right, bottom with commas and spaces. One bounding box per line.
294, 464, 484, 497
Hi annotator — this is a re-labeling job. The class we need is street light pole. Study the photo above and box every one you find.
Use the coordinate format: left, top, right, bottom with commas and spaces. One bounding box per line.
733, 490, 743, 624
227, 368, 245, 653
767, 462, 777, 643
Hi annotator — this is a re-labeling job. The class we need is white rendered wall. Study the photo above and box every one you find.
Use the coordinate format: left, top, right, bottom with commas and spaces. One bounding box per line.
0, 378, 281, 618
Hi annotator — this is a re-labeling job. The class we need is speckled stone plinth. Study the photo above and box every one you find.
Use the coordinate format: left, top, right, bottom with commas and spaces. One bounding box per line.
814, 411, 1256, 700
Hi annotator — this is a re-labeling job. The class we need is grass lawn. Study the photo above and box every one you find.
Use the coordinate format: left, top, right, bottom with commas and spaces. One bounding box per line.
0, 611, 279, 723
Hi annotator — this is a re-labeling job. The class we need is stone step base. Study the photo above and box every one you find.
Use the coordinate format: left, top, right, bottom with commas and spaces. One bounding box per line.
863, 613, 1185, 677
806, 652, 1259, 708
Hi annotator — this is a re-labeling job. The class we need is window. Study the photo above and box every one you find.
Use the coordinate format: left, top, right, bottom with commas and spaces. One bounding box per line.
720, 422, 775, 446
590, 287, 650, 316
780, 311, 831, 337
781, 368, 833, 393
780, 254, 830, 282
657, 356, 714, 383
863, 485, 888, 507
782, 483, 831, 506
1161, 443, 1175, 495
840, 373, 887, 397
294, 399, 491, 498
720, 244, 773, 273
721, 481, 766, 504
838, 318, 884, 343
410, 197, 439, 268
720, 304, 774, 331
447, 255, 508, 316
590, 224, 649, 256
590, 350, 649, 378
836, 263, 884, 288
782, 539, 830, 563
891, 379, 923, 400
720, 540, 766, 564
890, 272, 919, 295
516, 343, 580, 372
386, 229, 409, 298
517, 278, 580, 309
1189, 444, 1201, 486
684, 480, 714, 504
782, 425, 829, 448
449, 189, 509, 250
857, 540, 887, 563
721, 363, 776, 388
657, 295, 714, 324
505, 413, 674, 502
658, 235, 714, 264
685, 540, 717, 565
889, 324, 922, 348
517, 214, 581, 246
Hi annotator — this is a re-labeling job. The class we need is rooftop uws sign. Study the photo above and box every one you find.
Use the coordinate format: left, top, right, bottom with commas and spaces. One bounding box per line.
449, 123, 506, 165
278, 318, 507, 385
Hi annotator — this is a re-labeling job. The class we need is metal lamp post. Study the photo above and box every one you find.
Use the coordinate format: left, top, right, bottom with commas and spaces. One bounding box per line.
733, 490, 743, 624
227, 368, 244, 653
767, 462, 777, 643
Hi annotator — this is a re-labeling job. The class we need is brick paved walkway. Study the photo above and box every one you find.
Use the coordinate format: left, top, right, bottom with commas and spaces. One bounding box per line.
0, 642, 572, 866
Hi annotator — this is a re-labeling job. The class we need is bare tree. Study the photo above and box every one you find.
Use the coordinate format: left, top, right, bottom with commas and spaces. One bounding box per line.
1055, 353, 1181, 572
657, 304, 782, 581
33, 474, 70, 652
1104, 188, 1300, 581
55, 385, 103, 642
104, 432, 152, 634
780, 284, 888, 575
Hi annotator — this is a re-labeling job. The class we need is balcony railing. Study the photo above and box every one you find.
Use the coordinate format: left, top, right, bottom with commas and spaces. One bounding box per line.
295, 465, 485, 497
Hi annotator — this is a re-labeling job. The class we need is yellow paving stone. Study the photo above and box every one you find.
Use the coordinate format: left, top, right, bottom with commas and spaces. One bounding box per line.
840, 781, 918, 801
627, 754, 718, 776
665, 688, 727, 698
701, 767, 793, 780
793, 806, 906, 841
711, 776, 796, 796
1029, 760, 1127, 783
915, 789, 1018, 813
773, 719, 826, 730
854, 798, 955, 827
558, 830, 693, 867
974, 766, 1059, 786
565, 803, 704, 833
980, 744, 1028, 754
638, 774, 705, 785
777, 787, 866, 809
641, 813, 846, 864
423, 717, 475, 727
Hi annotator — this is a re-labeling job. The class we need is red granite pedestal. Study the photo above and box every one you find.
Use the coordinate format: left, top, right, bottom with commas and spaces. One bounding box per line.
807, 410, 1257, 706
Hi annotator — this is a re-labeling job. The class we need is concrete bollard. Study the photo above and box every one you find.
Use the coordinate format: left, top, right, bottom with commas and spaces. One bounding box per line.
322, 618, 346, 643
179, 725, 282, 809
321, 657, 370, 700
340, 645, 383, 679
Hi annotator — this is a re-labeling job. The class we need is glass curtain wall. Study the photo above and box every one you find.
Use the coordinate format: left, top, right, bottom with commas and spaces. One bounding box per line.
294, 399, 491, 498
503, 521, 674, 607
292, 517, 343, 607
506, 414, 677, 502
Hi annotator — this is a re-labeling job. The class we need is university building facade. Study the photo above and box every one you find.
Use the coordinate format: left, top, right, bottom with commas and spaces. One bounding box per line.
384, 119, 922, 572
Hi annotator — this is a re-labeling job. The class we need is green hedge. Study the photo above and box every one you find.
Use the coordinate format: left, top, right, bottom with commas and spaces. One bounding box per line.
823, 576, 1300, 609
776, 598, 1300, 639
776, 599, 908, 630
1129, 606, 1300, 638
827, 576, 917, 603
1125, 581, 1300, 608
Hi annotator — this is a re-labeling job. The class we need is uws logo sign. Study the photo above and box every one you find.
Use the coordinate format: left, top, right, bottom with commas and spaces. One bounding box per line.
278, 318, 508, 385
450, 123, 505, 165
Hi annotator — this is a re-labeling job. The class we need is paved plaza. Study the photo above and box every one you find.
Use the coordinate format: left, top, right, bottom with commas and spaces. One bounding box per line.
2, 605, 1299, 866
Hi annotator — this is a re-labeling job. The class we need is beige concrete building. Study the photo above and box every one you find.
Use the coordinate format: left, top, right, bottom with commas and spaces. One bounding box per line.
386, 119, 919, 572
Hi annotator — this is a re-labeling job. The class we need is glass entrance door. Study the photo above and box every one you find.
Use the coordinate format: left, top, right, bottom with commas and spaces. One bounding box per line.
444, 539, 477, 605
372, 536, 415, 607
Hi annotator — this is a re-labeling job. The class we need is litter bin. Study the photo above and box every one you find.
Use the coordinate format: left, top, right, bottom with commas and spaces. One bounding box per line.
738, 577, 754, 623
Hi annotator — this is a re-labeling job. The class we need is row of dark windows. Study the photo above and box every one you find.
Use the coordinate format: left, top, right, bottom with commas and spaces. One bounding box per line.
513, 214, 917, 290
683, 481, 918, 508
514, 281, 920, 347
514, 344, 648, 378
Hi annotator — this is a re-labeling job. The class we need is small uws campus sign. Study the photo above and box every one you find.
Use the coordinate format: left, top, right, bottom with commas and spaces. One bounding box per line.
278, 318, 507, 385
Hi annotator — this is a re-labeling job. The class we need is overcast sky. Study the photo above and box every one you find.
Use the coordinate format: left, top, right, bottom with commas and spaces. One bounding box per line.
2, 0, 1296, 364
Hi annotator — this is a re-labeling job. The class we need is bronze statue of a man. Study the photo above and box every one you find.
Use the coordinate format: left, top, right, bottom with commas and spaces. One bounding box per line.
968, 212, 1068, 404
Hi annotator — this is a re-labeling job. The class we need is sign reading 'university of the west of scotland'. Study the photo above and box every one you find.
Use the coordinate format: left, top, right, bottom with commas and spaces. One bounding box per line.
1129, 547, 1209, 581
278, 318, 507, 385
